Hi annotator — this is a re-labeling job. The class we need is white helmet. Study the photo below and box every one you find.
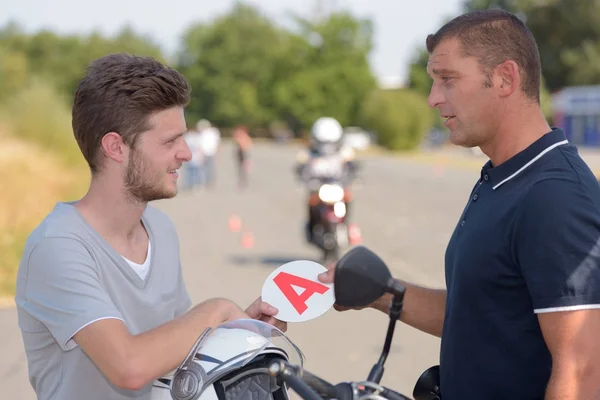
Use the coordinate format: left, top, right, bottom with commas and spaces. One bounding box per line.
152, 319, 304, 400
311, 117, 343, 144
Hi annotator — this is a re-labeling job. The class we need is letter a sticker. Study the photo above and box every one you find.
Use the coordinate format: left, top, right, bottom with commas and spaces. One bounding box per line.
261, 260, 335, 322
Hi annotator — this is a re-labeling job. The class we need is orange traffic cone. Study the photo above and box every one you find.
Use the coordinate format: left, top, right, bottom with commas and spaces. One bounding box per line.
348, 223, 362, 245
433, 156, 446, 178
241, 232, 255, 249
228, 214, 242, 232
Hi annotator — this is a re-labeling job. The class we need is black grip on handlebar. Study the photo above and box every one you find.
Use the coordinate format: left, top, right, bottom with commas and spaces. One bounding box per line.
300, 369, 339, 399
281, 371, 324, 400
382, 386, 412, 400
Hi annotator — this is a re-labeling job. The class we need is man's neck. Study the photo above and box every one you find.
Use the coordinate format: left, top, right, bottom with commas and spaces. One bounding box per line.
481, 102, 552, 167
75, 173, 147, 242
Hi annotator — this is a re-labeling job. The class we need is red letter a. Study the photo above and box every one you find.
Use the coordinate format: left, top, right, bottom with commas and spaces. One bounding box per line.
273, 272, 330, 315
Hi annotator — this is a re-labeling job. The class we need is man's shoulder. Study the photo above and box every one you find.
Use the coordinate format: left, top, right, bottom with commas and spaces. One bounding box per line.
529, 144, 600, 194
16, 205, 94, 301
518, 156, 600, 222
25, 202, 87, 245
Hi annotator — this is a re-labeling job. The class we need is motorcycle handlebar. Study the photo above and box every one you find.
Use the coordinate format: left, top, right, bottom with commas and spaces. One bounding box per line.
281, 370, 323, 400
300, 368, 341, 399
381, 386, 413, 400
268, 359, 412, 400
271, 360, 339, 399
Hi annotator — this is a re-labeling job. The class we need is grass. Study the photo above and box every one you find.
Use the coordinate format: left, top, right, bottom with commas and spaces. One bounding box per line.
0, 133, 89, 299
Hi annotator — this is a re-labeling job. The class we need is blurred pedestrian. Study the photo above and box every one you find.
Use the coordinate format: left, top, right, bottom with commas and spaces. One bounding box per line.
196, 119, 221, 188
233, 124, 253, 189
183, 124, 203, 191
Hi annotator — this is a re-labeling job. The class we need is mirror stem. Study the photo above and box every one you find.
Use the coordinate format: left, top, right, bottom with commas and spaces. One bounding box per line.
367, 287, 405, 384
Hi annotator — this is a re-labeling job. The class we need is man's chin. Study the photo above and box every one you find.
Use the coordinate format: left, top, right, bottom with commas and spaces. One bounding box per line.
149, 192, 177, 202
137, 188, 177, 203
448, 132, 475, 148
448, 132, 465, 146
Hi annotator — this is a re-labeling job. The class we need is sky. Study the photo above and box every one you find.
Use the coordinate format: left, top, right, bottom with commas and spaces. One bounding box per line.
0, 0, 464, 86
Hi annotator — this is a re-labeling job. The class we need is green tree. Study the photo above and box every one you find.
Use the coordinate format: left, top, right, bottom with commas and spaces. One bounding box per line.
0, 47, 29, 102
177, 3, 288, 128
0, 22, 166, 98
463, 0, 600, 91
177, 3, 377, 132
359, 88, 435, 150
274, 11, 377, 130
406, 47, 431, 99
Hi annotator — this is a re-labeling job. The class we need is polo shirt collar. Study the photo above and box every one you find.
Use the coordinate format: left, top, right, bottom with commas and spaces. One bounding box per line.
481, 128, 569, 190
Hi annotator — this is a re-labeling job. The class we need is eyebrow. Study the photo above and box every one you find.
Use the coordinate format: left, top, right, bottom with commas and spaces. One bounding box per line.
429, 68, 458, 77
165, 132, 186, 142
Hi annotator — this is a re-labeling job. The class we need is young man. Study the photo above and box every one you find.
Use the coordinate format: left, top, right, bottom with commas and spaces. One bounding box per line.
320, 9, 600, 399
15, 53, 284, 400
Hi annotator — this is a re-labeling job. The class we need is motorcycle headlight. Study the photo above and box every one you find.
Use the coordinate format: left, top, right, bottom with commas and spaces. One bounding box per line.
318, 184, 345, 203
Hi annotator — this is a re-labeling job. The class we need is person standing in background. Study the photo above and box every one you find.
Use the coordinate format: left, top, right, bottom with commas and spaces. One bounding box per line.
197, 119, 221, 189
233, 125, 253, 189
183, 125, 203, 191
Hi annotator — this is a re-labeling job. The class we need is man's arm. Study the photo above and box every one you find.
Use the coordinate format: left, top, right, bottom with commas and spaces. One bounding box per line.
318, 270, 446, 338
371, 282, 446, 338
74, 297, 247, 391
538, 309, 600, 399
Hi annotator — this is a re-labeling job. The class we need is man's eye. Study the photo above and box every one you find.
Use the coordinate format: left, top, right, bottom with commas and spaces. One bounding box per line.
442, 76, 453, 83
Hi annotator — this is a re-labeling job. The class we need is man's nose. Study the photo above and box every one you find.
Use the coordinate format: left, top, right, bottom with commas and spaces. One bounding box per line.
427, 83, 444, 109
179, 142, 192, 162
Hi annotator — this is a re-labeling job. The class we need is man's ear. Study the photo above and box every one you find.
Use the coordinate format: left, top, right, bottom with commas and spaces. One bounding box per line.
495, 60, 520, 98
100, 132, 127, 164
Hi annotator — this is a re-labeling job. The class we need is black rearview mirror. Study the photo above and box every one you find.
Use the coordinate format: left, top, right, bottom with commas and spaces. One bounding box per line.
333, 246, 392, 308
413, 366, 441, 400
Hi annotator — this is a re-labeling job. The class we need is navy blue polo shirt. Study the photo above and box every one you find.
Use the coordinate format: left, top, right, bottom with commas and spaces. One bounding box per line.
440, 128, 600, 399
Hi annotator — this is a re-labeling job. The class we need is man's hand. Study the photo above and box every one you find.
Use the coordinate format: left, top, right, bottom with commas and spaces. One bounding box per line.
245, 297, 287, 332
317, 265, 383, 312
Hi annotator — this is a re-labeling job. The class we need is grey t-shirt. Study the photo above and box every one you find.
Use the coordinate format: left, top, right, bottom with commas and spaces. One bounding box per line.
15, 202, 192, 400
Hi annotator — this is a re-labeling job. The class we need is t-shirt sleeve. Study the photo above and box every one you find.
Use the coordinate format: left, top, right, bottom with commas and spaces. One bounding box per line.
513, 178, 600, 313
21, 237, 125, 351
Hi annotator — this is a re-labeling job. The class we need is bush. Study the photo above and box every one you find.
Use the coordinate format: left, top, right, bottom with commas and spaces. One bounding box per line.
0, 78, 85, 168
0, 80, 89, 298
0, 134, 88, 297
359, 88, 435, 151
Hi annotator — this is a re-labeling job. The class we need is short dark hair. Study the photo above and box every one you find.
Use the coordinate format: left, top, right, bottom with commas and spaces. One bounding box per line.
426, 9, 541, 102
72, 53, 191, 173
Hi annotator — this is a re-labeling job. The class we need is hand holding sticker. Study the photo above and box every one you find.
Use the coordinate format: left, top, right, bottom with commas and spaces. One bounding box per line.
261, 260, 335, 323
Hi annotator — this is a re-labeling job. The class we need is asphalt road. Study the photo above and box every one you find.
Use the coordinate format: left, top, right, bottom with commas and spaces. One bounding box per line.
0, 140, 482, 399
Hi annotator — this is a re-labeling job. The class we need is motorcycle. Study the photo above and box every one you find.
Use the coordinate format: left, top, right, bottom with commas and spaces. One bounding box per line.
296, 153, 360, 262
267, 245, 442, 400
306, 176, 351, 262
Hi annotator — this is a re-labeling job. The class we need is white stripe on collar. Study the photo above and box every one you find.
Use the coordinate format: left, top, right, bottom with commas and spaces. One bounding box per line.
492, 140, 569, 190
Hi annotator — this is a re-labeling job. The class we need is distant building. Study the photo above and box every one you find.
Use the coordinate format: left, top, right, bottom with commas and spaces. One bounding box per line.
552, 85, 600, 146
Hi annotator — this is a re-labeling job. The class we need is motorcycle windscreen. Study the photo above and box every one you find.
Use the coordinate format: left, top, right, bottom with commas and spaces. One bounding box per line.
153, 319, 305, 400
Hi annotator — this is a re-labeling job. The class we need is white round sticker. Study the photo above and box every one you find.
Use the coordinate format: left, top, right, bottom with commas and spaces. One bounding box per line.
261, 260, 335, 323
